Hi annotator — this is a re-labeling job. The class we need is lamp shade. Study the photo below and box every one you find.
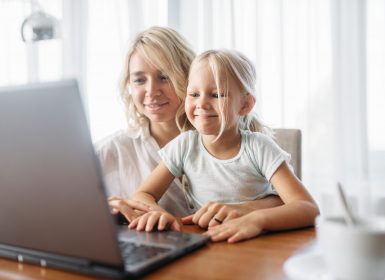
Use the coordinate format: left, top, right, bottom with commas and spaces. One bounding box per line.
21, 10, 61, 42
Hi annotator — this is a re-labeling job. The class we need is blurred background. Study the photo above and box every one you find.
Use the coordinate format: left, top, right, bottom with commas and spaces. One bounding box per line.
0, 0, 384, 214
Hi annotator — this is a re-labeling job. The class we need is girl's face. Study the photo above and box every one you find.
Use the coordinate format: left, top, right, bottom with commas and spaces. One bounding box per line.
186, 60, 248, 137
128, 52, 181, 124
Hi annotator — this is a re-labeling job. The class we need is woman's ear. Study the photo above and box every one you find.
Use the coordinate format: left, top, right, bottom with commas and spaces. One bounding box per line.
239, 94, 256, 116
127, 84, 132, 94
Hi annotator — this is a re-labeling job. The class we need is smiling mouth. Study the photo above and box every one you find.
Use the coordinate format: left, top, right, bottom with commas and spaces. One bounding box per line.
144, 102, 168, 110
194, 114, 218, 118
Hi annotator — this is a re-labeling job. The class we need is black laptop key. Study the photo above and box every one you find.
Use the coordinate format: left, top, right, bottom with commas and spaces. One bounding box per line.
119, 242, 172, 266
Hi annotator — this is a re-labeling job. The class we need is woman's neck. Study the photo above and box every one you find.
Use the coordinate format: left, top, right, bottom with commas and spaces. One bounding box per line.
201, 129, 242, 160
149, 121, 180, 148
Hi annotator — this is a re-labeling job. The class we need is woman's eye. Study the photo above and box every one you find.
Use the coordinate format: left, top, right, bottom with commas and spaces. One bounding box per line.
159, 75, 169, 81
133, 78, 145, 84
189, 93, 199, 97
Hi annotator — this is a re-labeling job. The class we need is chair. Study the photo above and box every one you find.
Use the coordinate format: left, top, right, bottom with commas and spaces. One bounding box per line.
273, 129, 302, 179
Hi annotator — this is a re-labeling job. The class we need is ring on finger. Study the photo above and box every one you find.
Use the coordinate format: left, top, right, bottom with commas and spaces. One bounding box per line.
214, 217, 223, 224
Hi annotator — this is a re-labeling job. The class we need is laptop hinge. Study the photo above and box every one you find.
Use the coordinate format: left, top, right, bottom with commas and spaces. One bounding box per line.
0, 244, 124, 278
0, 244, 89, 268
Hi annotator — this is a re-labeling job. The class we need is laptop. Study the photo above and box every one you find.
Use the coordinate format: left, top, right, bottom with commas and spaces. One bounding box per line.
0, 80, 209, 279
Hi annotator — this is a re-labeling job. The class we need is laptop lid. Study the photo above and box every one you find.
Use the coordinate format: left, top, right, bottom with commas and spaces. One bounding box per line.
0, 80, 209, 279
0, 80, 124, 273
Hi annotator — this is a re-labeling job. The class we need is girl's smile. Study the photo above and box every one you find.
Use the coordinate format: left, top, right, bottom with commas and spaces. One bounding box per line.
186, 60, 247, 137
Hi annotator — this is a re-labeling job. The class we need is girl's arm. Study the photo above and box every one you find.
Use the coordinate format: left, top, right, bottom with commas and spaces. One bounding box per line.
206, 162, 319, 242
132, 162, 175, 208
130, 162, 181, 231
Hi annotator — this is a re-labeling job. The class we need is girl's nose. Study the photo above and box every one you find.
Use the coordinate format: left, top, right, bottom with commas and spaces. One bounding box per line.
196, 96, 212, 110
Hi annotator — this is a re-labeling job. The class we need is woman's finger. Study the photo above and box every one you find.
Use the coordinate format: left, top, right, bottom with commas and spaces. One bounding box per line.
180, 214, 194, 225
108, 195, 122, 201
191, 207, 206, 225
197, 211, 216, 228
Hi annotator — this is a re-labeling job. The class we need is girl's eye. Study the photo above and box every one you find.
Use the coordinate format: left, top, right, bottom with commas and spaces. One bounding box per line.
212, 93, 225, 98
189, 92, 199, 97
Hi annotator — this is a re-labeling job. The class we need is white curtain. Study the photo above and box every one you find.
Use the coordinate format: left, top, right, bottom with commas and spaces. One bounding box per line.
1, 0, 384, 214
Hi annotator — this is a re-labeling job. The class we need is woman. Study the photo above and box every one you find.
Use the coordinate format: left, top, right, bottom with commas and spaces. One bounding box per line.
96, 26, 283, 227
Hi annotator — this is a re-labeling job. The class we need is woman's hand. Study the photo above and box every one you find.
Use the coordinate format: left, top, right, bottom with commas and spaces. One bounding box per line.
128, 210, 181, 232
108, 196, 151, 223
181, 196, 283, 229
204, 213, 264, 243
181, 202, 247, 228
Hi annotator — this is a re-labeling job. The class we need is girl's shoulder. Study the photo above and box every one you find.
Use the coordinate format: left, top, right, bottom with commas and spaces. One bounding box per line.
241, 130, 275, 145
170, 129, 199, 142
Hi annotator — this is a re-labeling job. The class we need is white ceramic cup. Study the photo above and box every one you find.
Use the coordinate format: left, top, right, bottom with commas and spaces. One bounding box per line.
316, 216, 385, 280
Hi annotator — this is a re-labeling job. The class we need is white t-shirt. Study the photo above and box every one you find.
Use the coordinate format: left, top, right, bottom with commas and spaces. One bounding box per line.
95, 125, 191, 216
159, 130, 291, 210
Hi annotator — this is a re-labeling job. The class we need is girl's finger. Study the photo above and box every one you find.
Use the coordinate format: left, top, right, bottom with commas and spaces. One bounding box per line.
136, 214, 150, 231
171, 219, 181, 231
158, 214, 169, 231
128, 217, 139, 229
146, 212, 161, 232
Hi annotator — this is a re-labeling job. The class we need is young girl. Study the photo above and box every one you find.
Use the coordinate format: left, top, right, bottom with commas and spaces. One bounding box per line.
129, 49, 319, 241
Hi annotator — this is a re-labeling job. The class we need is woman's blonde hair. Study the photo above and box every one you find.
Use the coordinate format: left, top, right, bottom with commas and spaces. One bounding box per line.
120, 26, 195, 130
188, 49, 271, 138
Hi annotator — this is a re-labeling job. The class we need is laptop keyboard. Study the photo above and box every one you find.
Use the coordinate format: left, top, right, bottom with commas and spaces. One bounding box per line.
119, 241, 172, 266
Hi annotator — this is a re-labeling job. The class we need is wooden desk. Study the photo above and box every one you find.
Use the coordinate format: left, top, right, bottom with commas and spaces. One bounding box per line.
0, 227, 315, 280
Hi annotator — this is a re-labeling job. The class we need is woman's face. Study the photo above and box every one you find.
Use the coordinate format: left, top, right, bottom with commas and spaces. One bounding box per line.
128, 52, 181, 124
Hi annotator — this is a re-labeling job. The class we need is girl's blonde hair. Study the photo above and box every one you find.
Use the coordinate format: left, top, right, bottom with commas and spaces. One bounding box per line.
187, 49, 271, 138
120, 26, 195, 130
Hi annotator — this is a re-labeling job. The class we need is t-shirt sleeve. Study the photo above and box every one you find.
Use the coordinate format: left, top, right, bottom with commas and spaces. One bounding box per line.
158, 132, 190, 177
250, 133, 291, 181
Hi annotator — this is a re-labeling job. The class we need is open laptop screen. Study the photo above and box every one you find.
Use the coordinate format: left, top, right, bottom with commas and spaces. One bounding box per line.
0, 80, 123, 266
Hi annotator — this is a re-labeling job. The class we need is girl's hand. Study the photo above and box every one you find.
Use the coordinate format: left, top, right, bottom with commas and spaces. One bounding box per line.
181, 201, 247, 228
108, 196, 151, 223
204, 213, 264, 243
128, 210, 181, 232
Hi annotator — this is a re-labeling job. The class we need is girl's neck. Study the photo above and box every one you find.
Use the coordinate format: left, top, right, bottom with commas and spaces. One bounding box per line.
201, 128, 242, 160
149, 121, 180, 148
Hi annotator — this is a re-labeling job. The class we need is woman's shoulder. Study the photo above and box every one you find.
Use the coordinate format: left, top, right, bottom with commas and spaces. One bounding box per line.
95, 127, 144, 155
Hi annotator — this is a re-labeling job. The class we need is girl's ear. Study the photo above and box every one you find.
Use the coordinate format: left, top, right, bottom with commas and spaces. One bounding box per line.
239, 94, 256, 116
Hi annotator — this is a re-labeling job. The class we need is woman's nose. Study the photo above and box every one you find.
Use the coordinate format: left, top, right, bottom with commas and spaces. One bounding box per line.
145, 80, 161, 97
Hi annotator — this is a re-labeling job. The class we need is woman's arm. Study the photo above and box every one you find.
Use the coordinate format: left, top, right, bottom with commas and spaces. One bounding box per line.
206, 162, 319, 242
181, 195, 283, 228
